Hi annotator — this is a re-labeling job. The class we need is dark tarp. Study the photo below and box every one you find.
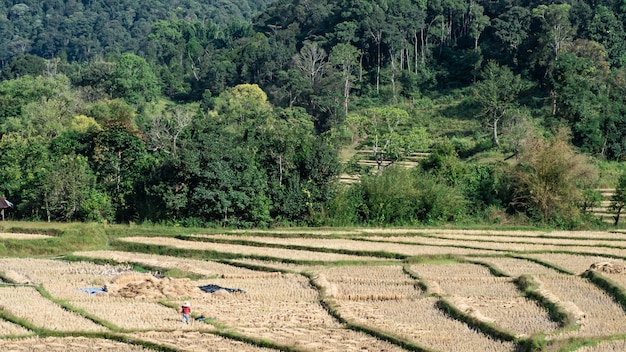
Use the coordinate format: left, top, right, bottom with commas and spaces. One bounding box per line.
198, 284, 246, 294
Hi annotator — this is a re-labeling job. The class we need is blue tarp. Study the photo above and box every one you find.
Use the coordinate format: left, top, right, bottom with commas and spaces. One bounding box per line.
77, 287, 107, 294
198, 284, 246, 294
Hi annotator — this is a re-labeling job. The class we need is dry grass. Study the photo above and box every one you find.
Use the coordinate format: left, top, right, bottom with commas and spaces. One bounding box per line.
189, 234, 501, 257
0, 257, 130, 285
234, 326, 409, 352
441, 278, 559, 337
469, 256, 559, 276
433, 233, 626, 247
315, 265, 422, 300
0, 336, 150, 351
119, 236, 389, 262
361, 228, 546, 236
0, 319, 32, 337
0, 232, 53, 240
371, 235, 626, 256
0, 286, 107, 332
410, 263, 494, 279
127, 331, 279, 351
334, 297, 516, 351
70, 297, 200, 331
4, 228, 626, 350
74, 250, 276, 278
192, 274, 339, 330
522, 254, 626, 275
535, 274, 626, 338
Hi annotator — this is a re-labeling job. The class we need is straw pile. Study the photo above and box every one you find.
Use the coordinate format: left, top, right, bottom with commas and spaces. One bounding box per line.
105, 272, 203, 299
589, 262, 625, 274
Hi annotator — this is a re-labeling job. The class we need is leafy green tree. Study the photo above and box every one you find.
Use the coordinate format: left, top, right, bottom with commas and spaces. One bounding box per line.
588, 5, 626, 68
473, 61, 524, 147
0, 54, 45, 80
89, 124, 150, 221
32, 154, 103, 222
492, 6, 531, 64
0, 133, 53, 219
550, 41, 612, 156
110, 53, 160, 104
175, 117, 271, 227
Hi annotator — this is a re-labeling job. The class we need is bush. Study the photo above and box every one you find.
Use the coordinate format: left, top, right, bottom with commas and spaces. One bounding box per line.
326, 167, 467, 226
508, 128, 599, 227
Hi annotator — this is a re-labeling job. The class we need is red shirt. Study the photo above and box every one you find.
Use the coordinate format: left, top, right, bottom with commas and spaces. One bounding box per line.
182, 306, 191, 314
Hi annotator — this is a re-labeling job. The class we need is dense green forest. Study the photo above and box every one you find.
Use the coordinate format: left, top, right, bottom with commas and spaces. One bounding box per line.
1, 0, 626, 228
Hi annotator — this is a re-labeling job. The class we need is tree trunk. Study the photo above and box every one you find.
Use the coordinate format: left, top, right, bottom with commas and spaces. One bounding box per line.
493, 114, 500, 146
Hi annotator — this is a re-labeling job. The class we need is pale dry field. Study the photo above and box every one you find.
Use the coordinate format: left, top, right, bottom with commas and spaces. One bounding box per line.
0, 286, 108, 332
425, 233, 626, 247
74, 250, 278, 278
118, 236, 390, 262
0, 319, 31, 337
368, 235, 626, 257
185, 234, 502, 257
1, 228, 626, 351
0, 336, 151, 351
533, 274, 626, 338
522, 253, 626, 275
127, 331, 281, 351
0, 232, 53, 240
333, 297, 517, 351
468, 256, 560, 276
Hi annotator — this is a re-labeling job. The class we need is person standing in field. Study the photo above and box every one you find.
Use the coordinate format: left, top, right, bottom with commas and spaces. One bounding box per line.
180, 302, 191, 324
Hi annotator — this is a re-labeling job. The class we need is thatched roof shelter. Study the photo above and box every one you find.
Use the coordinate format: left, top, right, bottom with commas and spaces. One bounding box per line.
0, 197, 13, 220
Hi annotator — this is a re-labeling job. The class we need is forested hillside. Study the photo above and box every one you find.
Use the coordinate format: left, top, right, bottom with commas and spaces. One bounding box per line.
1, 0, 626, 228
0, 0, 271, 65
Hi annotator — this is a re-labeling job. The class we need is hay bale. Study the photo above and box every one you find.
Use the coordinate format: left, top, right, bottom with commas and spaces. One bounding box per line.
590, 262, 625, 274
105, 272, 204, 299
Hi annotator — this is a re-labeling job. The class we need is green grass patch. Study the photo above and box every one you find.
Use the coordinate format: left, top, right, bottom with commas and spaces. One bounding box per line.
404, 254, 465, 264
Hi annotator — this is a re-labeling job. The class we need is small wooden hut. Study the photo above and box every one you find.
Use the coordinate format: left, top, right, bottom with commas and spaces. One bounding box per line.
0, 197, 13, 220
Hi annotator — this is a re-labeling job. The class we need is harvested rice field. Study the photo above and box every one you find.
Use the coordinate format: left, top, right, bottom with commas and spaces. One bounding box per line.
0, 232, 53, 240
0, 336, 151, 351
2, 227, 626, 351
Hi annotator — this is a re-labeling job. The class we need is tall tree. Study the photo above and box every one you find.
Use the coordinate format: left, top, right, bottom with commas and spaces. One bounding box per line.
110, 53, 160, 104
329, 43, 360, 117
473, 61, 524, 147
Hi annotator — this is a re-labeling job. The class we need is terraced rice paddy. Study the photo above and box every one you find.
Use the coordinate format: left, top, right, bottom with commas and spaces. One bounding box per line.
2, 227, 626, 351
